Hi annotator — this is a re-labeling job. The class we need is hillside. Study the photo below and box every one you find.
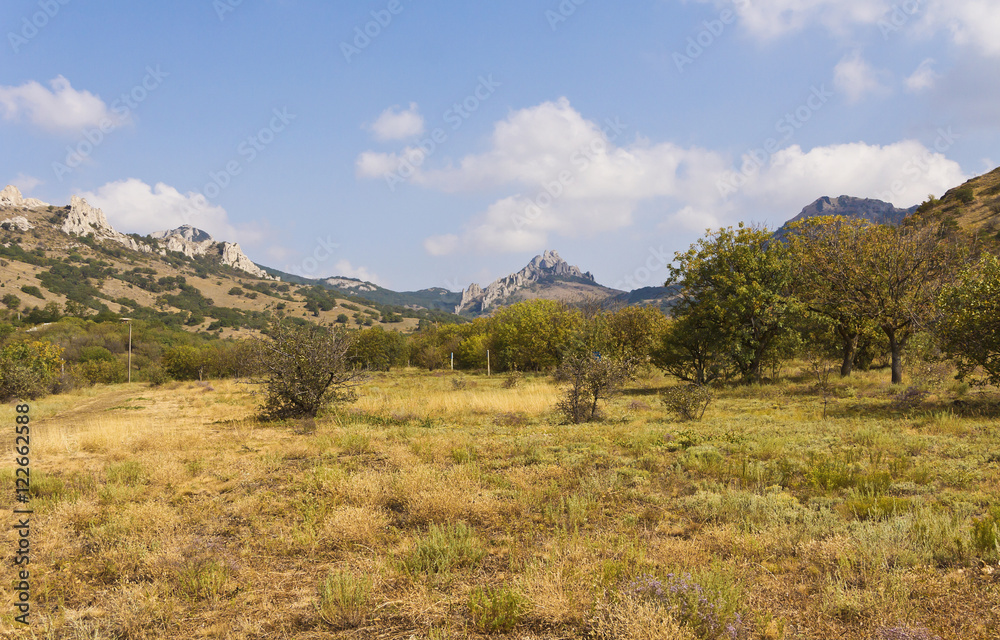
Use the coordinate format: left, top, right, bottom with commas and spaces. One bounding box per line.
0, 186, 426, 335
908, 166, 1000, 237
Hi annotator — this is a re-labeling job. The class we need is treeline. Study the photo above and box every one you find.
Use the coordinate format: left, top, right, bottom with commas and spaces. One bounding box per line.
4, 212, 1000, 402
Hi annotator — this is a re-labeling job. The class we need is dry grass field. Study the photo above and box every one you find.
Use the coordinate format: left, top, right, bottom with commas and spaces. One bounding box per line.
1, 367, 999, 639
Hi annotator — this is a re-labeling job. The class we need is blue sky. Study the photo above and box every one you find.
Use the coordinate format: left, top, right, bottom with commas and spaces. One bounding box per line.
2, 0, 998, 292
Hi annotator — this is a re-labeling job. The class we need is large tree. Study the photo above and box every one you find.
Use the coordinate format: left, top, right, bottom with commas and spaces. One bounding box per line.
665, 223, 797, 384
786, 216, 959, 384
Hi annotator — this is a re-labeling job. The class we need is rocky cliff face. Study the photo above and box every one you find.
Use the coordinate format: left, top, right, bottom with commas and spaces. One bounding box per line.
455, 250, 596, 314
0, 185, 49, 209
151, 224, 274, 280
62, 196, 152, 253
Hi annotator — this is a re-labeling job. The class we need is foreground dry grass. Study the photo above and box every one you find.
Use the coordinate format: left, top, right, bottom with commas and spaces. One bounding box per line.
1, 368, 999, 639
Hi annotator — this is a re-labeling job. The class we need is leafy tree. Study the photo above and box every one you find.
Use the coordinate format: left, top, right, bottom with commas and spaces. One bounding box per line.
163, 345, 205, 380
936, 253, 1000, 387
488, 300, 582, 372
651, 314, 732, 385
785, 216, 959, 384
0, 339, 65, 400
666, 224, 796, 383
2, 294, 20, 310
590, 305, 668, 363
248, 319, 364, 419
352, 326, 408, 371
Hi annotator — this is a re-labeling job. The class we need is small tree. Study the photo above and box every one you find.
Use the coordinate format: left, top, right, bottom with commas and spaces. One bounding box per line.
249, 319, 364, 419
554, 353, 635, 424
936, 253, 1000, 387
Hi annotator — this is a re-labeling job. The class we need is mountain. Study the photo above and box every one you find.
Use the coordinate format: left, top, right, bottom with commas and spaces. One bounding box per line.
455, 250, 623, 315
775, 195, 918, 239
1, 185, 429, 335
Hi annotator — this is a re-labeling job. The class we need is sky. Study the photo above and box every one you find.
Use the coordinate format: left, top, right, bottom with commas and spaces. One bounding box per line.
2, 0, 998, 293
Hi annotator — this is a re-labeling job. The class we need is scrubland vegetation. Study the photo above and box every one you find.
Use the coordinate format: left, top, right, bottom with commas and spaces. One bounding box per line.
1, 364, 998, 639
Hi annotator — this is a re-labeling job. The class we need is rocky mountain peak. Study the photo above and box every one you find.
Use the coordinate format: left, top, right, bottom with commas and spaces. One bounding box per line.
775, 195, 918, 239
1, 184, 49, 209
455, 250, 597, 314
151, 224, 214, 244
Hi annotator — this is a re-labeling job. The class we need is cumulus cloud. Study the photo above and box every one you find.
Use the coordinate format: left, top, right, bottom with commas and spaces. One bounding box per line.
362, 98, 966, 256
0, 76, 120, 134
905, 58, 939, 92
736, 140, 967, 212
367, 103, 424, 141
834, 51, 888, 103
79, 178, 240, 241
699, 0, 1000, 57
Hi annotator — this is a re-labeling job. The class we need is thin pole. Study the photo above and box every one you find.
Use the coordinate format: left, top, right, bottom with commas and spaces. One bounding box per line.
487, 350, 490, 377
127, 322, 132, 383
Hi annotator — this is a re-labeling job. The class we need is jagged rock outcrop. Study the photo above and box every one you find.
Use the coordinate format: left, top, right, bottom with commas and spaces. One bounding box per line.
456, 250, 597, 314
0, 216, 34, 231
775, 196, 918, 240
0, 185, 48, 209
62, 196, 151, 253
151, 224, 275, 280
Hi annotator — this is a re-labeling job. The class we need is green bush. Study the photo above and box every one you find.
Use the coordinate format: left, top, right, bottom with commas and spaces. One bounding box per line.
20, 285, 44, 299
661, 384, 713, 421
317, 570, 372, 629
468, 585, 528, 633
75, 359, 127, 385
404, 522, 485, 575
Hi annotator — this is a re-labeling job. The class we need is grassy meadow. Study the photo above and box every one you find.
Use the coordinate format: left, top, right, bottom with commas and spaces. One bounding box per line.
2, 366, 999, 639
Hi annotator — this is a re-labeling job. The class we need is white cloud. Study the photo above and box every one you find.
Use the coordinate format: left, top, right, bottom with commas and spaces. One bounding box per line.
331, 260, 382, 285
833, 51, 887, 103
700, 0, 1000, 57
362, 98, 967, 256
905, 58, 939, 92
738, 140, 967, 210
367, 102, 424, 141
11, 173, 42, 193
0, 76, 120, 134
79, 178, 240, 240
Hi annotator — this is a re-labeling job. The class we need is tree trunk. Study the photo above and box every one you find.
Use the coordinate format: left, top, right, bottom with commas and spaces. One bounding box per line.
887, 329, 903, 385
840, 332, 859, 377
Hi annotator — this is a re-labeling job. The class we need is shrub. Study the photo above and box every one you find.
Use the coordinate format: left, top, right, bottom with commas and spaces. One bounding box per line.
248, 319, 365, 419
971, 506, 1000, 559
502, 372, 523, 389
468, 585, 528, 633
20, 285, 44, 299
317, 570, 372, 629
75, 359, 127, 385
555, 353, 635, 424
662, 384, 713, 421
404, 522, 484, 575
631, 571, 747, 639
